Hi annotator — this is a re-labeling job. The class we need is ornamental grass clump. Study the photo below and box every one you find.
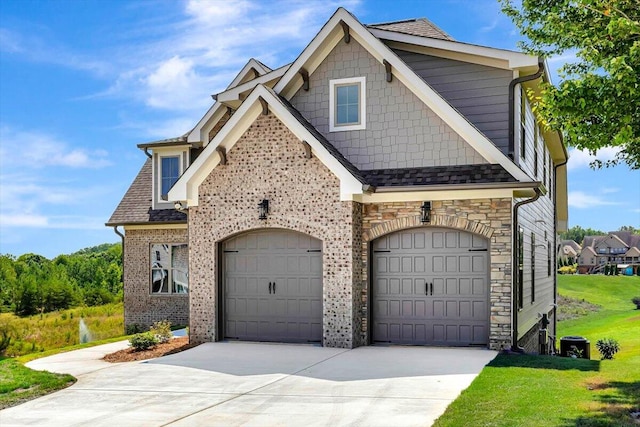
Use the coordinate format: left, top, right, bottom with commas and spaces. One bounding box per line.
595, 338, 620, 360
150, 320, 172, 344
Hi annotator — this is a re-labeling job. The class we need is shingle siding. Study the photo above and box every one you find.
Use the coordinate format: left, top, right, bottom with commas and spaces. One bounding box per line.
290, 38, 486, 170
393, 49, 513, 155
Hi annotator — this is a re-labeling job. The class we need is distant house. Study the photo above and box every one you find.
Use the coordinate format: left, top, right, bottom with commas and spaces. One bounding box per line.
107, 8, 568, 353
558, 240, 580, 265
577, 232, 640, 274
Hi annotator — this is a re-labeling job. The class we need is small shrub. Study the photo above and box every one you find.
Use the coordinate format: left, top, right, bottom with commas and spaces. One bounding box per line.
150, 320, 172, 344
558, 265, 577, 275
125, 324, 144, 335
129, 332, 158, 351
595, 338, 620, 360
632, 296, 640, 309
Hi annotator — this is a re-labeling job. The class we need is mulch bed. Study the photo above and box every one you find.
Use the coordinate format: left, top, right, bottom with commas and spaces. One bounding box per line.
103, 337, 197, 363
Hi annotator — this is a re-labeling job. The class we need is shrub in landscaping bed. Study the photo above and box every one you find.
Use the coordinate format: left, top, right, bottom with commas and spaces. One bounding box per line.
129, 332, 158, 351
150, 320, 172, 344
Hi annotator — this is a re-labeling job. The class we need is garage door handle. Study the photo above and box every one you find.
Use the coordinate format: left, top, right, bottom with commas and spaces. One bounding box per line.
268, 282, 272, 294
273, 282, 276, 293
430, 282, 433, 295
425, 282, 428, 295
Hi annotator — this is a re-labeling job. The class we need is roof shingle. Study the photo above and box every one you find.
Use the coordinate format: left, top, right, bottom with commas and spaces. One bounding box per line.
362, 164, 517, 188
367, 18, 453, 41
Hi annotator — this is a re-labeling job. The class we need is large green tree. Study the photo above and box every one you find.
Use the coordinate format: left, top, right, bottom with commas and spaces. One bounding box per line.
501, 0, 640, 169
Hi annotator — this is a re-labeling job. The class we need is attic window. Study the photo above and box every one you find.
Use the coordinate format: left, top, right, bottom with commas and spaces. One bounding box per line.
329, 77, 366, 132
161, 156, 180, 197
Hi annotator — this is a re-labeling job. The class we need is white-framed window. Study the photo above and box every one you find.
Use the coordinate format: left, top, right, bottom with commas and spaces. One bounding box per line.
160, 156, 180, 197
150, 243, 188, 295
329, 76, 366, 132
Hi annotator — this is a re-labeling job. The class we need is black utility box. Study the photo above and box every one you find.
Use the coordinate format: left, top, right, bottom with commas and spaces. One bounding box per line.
560, 336, 591, 359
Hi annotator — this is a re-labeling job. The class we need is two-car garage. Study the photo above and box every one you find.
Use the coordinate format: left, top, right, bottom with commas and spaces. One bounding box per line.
220, 227, 489, 347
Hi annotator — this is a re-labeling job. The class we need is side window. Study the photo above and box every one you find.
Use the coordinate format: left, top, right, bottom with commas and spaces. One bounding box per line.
520, 87, 526, 160
151, 243, 188, 294
161, 156, 180, 197
547, 241, 552, 277
518, 227, 524, 309
534, 126, 539, 178
531, 232, 536, 303
329, 77, 366, 132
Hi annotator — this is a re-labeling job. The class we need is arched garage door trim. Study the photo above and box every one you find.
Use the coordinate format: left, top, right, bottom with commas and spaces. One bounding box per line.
371, 226, 490, 346
219, 228, 323, 343
363, 214, 495, 242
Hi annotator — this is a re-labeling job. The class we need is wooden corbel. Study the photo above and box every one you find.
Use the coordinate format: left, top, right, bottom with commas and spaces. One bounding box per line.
340, 21, 351, 43
258, 96, 269, 115
216, 147, 227, 165
299, 68, 310, 91
383, 59, 392, 82
301, 140, 312, 159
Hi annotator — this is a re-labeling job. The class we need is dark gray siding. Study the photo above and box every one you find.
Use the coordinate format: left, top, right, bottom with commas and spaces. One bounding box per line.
394, 50, 512, 154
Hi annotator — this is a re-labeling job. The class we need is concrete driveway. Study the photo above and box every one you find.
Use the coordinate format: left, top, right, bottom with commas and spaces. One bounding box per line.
0, 341, 496, 427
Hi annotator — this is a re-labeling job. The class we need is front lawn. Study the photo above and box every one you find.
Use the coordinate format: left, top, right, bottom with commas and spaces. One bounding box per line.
434, 275, 640, 427
0, 357, 75, 409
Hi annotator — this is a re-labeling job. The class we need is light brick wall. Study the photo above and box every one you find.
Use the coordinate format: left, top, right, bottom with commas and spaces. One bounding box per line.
123, 228, 189, 329
188, 113, 363, 348
361, 199, 513, 350
291, 38, 486, 170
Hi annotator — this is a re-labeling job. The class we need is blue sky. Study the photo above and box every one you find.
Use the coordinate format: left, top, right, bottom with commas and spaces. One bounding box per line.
1, 0, 638, 258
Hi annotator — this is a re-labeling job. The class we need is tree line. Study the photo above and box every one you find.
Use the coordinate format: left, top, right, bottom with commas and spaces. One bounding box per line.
0, 243, 122, 316
559, 225, 638, 245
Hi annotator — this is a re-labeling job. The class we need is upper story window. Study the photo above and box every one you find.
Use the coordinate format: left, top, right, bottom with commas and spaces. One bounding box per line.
161, 156, 180, 197
329, 77, 366, 132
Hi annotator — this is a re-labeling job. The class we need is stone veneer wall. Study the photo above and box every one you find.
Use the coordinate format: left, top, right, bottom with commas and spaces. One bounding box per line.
188, 113, 364, 348
361, 199, 513, 350
123, 228, 189, 329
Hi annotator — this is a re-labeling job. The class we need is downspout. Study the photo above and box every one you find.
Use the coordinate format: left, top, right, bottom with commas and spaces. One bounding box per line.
512, 187, 542, 352
143, 147, 152, 158
553, 154, 569, 352
112, 226, 126, 333
508, 59, 545, 159
508, 58, 545, 352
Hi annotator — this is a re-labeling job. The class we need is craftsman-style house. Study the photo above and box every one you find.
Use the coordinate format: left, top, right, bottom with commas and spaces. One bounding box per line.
107, 8, 568, 352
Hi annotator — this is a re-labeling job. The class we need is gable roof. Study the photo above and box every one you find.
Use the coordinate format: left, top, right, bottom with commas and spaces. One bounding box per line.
272, 7, 534, 183
367, 18, 452, 40
169, 84, 366, 205
106, 159, 186, 226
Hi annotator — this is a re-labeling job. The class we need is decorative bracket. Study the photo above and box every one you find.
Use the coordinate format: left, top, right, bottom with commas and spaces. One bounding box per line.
258, 96, 269, 115
299, 68, 310, 91
301, 140, 312, 159
383, 59, 392, 82
226, 106, 234, 116
340, 21, 351, 43
250, 67, 260, 79
216, 147, 227, 165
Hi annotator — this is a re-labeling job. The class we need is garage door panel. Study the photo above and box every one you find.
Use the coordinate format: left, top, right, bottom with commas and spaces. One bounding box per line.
223, 229, 322, 343
373, 228, 489, 346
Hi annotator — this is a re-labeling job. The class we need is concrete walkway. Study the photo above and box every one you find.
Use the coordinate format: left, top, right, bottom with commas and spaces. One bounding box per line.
1, 341, 496, 427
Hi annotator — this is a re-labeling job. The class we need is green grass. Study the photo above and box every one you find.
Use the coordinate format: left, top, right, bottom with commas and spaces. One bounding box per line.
0, 303, 124, 357
0, 357, 76, 410
434, 275, 640, 427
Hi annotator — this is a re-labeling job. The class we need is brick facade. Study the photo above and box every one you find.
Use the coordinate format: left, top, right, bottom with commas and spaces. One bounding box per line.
123, 228, 189, 329
188, 113, 363, 348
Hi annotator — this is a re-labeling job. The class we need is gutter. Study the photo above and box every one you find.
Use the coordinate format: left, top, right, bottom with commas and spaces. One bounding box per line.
372, 181, 540, 193
511, 187, 542, 352
112, 226, 126, 333
508, 59, 545, 159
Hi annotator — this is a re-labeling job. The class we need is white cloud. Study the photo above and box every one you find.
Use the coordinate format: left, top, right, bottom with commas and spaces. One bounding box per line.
568, 191, 620, 209
0, 126, 111, 169
567, 146, 620, 171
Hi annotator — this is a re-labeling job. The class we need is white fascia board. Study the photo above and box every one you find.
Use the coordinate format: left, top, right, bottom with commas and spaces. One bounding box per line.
216, 64, 290, 104
187, 102, 225, 144
272, 8, 532, 183
170, 84, 364, 205
368, 28, 538, 69
354, 188, 516, 203
226, 58, 272, 90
